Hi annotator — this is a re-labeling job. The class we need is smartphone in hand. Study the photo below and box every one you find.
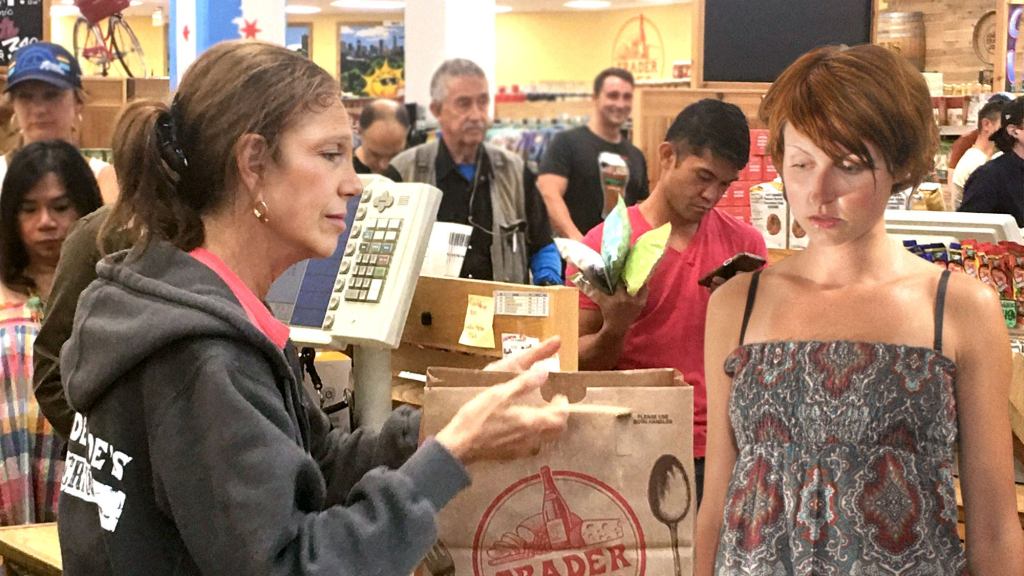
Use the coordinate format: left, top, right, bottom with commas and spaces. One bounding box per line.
697, 252, 766, 288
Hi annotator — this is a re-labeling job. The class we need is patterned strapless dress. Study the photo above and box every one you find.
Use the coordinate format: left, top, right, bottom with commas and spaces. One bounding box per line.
714, 340, 967, 576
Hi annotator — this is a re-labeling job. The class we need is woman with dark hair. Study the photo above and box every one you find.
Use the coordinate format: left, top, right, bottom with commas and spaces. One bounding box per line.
57, 40, 568, 575
1, 139, 104, 301
697, 45, 1023, 575
0, 139, 101, 526
960, 95, 1024, 225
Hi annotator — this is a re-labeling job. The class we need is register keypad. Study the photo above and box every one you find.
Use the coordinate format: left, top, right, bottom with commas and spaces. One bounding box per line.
339, 211, 403, 304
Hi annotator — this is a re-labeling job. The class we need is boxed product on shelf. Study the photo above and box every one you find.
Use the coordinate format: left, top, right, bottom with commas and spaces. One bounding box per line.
749, 129, 769, 156
719, 204, 752, 224
741, 155, 763, 181
763, 156, 778, 180
749, 180, 787, 249
945, 96, 964, 127
719, 180, 756, 207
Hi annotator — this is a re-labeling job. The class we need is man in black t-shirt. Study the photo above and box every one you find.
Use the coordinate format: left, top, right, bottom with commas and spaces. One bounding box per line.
538, 68, 649, 240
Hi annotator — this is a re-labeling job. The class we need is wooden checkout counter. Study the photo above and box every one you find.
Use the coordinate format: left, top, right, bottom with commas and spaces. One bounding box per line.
0, 270, 1021, 574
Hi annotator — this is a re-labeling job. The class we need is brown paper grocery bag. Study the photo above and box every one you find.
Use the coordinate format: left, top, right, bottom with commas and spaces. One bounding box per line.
420, 368, 694, 576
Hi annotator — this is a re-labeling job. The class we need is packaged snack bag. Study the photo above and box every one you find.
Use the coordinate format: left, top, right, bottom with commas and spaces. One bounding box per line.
948, 243, 964, 273
559, 216, 671, 297
601, 197, 632, 291
556, 238, 613, 295
962, 241, 979, 278
622, 224, 671, 296
923, 243, 948, 269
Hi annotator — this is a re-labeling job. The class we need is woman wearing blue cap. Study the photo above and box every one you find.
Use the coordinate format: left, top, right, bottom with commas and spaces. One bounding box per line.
3, 42, 118, 203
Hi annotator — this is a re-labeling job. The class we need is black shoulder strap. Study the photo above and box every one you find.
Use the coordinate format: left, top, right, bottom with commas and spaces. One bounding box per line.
739, 269, 763, 346
933, 269, 952, 353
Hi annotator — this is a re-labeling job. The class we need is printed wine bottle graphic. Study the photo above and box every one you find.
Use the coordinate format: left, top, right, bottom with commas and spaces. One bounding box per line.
479, 466, 642, 575
539, 466, 583, 550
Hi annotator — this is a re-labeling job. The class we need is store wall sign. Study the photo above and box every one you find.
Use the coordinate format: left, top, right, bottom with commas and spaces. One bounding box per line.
612, 14, 665, 80
0, 0, 42, 67
340, 23, 405, 98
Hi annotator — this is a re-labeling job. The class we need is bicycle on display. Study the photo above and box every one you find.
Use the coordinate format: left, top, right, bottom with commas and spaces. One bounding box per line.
72, 0, 148, 78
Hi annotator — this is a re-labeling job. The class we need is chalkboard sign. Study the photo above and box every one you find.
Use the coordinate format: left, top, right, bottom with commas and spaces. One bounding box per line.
703, 0, 872, 83
0, 0, 43, 67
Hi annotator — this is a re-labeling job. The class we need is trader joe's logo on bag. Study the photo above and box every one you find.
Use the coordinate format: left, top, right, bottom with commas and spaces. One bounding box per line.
473, 466, 646, 576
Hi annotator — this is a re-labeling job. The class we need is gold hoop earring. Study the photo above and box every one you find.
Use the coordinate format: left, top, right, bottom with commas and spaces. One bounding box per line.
252, 200, 270, 223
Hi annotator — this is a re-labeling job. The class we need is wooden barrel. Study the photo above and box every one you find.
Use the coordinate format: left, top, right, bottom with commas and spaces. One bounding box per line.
876, 11, 926, 71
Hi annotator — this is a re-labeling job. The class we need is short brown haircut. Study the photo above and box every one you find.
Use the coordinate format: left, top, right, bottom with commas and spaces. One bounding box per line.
593, 68, 634, 96
760, 44, 937, 193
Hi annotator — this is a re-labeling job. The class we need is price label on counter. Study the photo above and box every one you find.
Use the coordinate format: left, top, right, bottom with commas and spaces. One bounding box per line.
493, 291, 550, 317
0, 0, 43, 66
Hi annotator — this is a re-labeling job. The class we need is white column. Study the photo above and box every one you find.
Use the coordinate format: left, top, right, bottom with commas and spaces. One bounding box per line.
170, 0, 286, 87
405, 0, 496, 119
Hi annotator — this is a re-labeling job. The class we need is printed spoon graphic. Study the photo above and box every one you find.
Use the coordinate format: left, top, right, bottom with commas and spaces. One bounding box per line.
647, 454, 691, 576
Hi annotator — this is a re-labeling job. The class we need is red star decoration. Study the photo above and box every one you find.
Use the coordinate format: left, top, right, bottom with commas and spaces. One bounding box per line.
240, 19, 261, 39
182, 25, 190, 41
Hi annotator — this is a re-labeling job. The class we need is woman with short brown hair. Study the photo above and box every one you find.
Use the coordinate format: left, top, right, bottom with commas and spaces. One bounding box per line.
696, 44, 1023, 575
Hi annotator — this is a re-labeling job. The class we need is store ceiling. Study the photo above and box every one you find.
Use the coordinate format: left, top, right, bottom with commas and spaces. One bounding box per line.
119, 0, 689, 17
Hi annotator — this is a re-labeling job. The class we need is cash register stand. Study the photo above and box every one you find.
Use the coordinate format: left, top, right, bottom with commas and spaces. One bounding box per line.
352, 346, 393, 431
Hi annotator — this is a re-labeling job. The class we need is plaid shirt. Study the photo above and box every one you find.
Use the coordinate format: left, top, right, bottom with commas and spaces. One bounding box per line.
0, 295, 63, 525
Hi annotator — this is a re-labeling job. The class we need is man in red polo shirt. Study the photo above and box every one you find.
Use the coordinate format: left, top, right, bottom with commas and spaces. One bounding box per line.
570, 100, 766, 503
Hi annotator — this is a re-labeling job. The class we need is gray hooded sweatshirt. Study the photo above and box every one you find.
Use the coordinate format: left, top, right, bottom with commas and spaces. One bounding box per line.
57, 240, 469, 575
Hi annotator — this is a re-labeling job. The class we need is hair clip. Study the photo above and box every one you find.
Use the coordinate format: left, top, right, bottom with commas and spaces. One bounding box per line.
156, 111, 189, 175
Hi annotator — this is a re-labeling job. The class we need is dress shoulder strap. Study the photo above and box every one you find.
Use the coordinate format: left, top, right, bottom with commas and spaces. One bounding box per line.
933, 269, 952, 353
738, 269, 763, 346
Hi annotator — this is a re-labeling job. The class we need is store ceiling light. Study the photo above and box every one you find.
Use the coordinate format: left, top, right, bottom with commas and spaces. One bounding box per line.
330, 0, 405, 10
129, 0, 143, 6
286, 4, 322, 14
564, 0, 611, 8
495, 5, 513, 13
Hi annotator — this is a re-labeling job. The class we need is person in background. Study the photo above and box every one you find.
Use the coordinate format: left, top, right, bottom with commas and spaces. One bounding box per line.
388, 59, 562, 285
353, 99, 410, 176
34, 203, 125, 440
56, 41, 569, 576
951, 94, 1009, 208
960, 95, 1024, 226
947, 129, 976, 172
571, 99, 766, 502
3, 43, 118, 203
538, 67, 649, 240
0, 139, 102, 526
697, 44, 1023, 576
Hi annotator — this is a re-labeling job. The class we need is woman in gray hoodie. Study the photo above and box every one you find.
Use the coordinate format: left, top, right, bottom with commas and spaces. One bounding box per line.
56, 40, 569, 576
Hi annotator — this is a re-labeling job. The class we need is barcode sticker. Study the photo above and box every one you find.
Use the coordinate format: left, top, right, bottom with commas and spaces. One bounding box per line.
494, 291, 550, 317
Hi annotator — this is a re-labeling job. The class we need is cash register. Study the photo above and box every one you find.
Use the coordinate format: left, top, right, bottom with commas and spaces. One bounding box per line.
266, 174, 442, 429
